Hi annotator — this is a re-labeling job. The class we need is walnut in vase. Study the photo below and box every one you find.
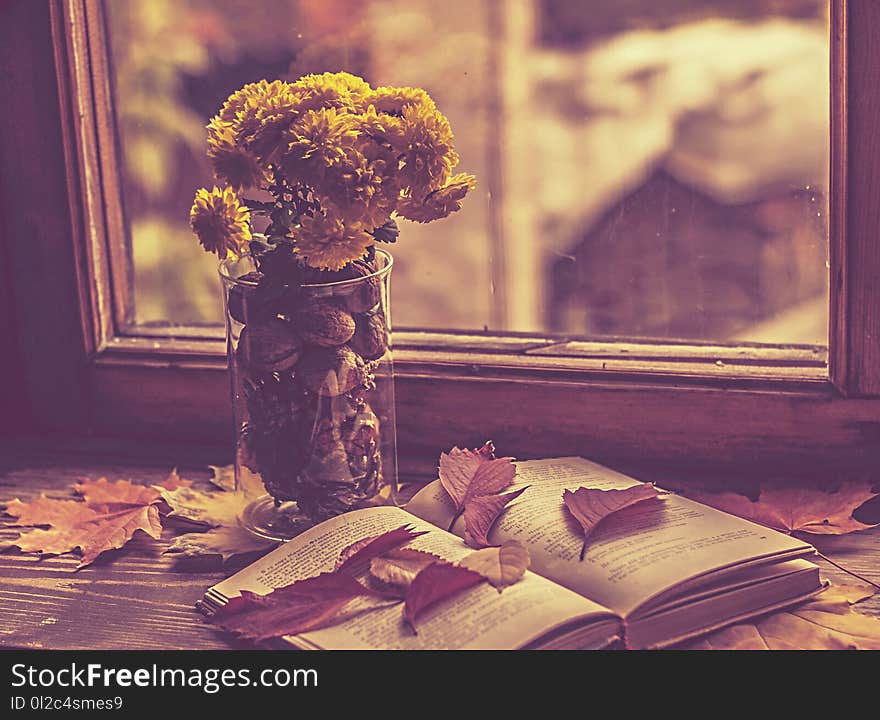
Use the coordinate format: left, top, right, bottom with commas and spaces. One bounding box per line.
297, 345, 366, 397
343, 259, 382, 313
294, 300, 356, 347
349, 310, 388, 361
237, 317, 302, 372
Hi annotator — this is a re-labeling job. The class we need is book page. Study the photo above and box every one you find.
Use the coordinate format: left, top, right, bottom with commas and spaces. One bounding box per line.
208, 505, 617, 650
406, 457, 813, 617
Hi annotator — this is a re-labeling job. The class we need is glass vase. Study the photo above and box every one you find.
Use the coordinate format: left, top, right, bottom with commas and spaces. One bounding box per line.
219, 249, 398, 541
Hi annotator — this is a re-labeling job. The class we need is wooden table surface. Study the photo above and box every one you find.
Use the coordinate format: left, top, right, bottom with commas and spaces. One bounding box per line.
1, 456, 878, 650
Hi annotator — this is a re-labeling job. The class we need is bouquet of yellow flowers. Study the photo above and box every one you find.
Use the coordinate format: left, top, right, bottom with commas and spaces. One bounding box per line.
190, 71, 475, 272
191, 72, 474, 529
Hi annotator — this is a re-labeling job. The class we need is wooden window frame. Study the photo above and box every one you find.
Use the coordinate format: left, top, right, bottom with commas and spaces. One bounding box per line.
1, 0, 878, 481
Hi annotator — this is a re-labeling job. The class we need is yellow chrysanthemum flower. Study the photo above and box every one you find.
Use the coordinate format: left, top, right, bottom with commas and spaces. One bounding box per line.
240, 86, 305, 162
281, 108, 359, 187
356, 104, 404, 148
290, 71, 367, 114
292, 210, 373, 271
216, 79, 285, 123
206, 117, 270, 189
194, 74, 476, 267
366, 86, 436, 117
189, 186, 252, 258
319, 142, 398, 231
397, 173, 477, 223
396, 100, 459, 198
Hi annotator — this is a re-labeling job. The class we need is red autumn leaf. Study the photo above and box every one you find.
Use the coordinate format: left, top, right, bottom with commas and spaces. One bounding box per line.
685, 483, 879, 535
563, 483, 663, 560
3, 477, 170, 568
463, 486, 528, 548
403, 561, 485, 633
438, 441, 523, 548
210, 572, 392, 642
335, 524, 428, 573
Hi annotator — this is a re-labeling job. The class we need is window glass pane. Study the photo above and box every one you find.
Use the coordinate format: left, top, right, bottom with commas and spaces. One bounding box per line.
106, 0, 829, 344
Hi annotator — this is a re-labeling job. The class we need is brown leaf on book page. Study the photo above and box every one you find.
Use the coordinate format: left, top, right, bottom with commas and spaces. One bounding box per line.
403, 562, 485, 633
563, 484, 663, 560
210, 573, 396, 642
370, 548, 443, 592
459, 541, 530, 589
463, 487, 528, 548
685, 586, 880, 650
438, 441, 522, 547
685, 483, 879, 535
335, 524, 429, 573
4, 492, 162, 569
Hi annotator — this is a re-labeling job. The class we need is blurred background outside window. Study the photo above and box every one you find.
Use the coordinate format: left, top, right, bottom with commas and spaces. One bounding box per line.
106, 0, 829, 344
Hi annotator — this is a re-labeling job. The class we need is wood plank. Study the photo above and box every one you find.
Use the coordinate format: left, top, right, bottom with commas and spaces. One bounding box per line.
831, 0, 880, 396
527, 341, 827, 367
87, 359, 880, 481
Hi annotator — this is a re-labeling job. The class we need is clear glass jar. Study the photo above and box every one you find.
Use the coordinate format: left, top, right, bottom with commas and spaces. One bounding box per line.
219, 249, 397, 540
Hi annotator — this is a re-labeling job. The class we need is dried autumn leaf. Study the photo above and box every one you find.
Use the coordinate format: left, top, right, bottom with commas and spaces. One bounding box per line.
811, 583, 877, 608
157, 468, 193, 491
335, 524, 429, 573
161, 465, 264, 528
73, 477, 162, 507
403, 561, 485, 633
4, 492, 162, 569
686, 483, 879, 535
210, 572, 394, 642
207, 464, 236, 492
3, 495, 97, 528
161, 466, 278, 562
462, 487, 528, 548
165, 527, 274, 563
459, 540, 530, 589
685, 585, 880, 650
438, 441, 523, 548
71, 470, 190, 509
563, 483, 663, 560
369, 548, 442, 592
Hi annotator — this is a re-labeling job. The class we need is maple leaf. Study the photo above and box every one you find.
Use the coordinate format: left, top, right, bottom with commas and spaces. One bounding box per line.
161, 467, 278, 562
403, 561, 485, 633
369, 548, 442, 593
563, 483, 664, 560
335, 524, 429, 573
73, 477, 162, 508
459, 540, 530, 589
4, 489, 162, 569
685, 483, 879, 535
209, 573, 395, 642
685, 584, 880, 650
438, 441, 525, 548
157, 468, 193, 491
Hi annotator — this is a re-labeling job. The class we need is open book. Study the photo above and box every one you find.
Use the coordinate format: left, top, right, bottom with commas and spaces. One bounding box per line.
200, 457, 823, 649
